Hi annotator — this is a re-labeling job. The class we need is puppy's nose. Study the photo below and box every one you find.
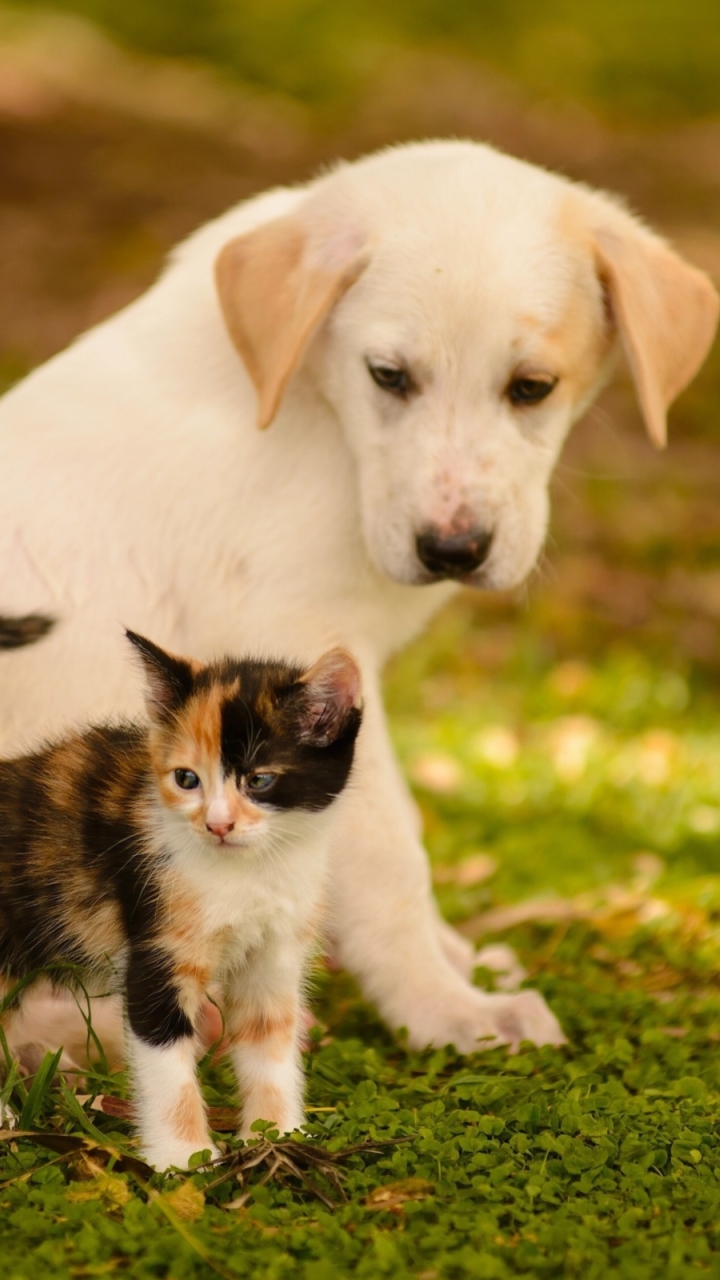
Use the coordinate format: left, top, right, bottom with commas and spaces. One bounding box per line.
206, 821, 234, 839
416, 528, 493, 577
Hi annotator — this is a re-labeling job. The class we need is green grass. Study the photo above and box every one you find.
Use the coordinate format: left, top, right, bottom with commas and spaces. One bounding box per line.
3, 618, 720, 1278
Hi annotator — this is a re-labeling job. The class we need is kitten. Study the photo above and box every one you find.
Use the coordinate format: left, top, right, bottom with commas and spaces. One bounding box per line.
0, 630, 362, 1170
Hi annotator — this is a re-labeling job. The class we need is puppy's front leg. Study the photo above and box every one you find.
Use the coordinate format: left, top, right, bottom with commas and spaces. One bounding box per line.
224, 943, 305, 1140
125, 947, 219, 1171
326, 682, 565, 1054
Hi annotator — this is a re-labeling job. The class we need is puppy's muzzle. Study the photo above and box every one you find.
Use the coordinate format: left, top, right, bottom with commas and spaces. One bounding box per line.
415, 528, 493, 578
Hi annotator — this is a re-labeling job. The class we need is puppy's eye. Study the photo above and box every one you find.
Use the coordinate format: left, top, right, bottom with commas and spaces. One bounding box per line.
507, 375, 557, 407
367, 361, 412, 398
246, 772, 276, 794
174, 768, 200, 790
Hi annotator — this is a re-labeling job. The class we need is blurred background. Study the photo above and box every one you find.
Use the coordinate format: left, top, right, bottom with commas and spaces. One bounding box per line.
1, 0, 719, 907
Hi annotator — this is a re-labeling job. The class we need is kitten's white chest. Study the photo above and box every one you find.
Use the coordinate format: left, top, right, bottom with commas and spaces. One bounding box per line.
169, 819, 334, 969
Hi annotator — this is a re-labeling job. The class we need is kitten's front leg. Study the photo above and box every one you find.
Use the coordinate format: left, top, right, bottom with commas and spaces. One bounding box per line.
125, 947, 220, 1171
224, 944, 306, 1140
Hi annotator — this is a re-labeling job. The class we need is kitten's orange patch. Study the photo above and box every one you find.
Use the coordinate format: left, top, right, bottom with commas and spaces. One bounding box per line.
168, 1082, 208, 1146
175, 961, 211, 987
165, 888, 203, 930
176, 679, 240, 768
66, 899, 124, 966
162, 906, 207, 954
45, 739, 93, 810
228, 1002, 296, 1047
231, 791, 265, 830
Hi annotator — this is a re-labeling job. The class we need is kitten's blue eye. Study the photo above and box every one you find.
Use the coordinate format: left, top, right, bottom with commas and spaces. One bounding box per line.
246, 772, 276, 794
174, 769, 200, 790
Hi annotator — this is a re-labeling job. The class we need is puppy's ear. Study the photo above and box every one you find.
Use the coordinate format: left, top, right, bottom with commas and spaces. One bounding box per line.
593, 222, 718, 448
215, 212, 370, 429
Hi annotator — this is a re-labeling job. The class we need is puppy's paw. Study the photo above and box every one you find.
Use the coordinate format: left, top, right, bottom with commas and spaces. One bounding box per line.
402, 984, 565, 1053
474, 943, 528, 991
491, 990, 566, 1051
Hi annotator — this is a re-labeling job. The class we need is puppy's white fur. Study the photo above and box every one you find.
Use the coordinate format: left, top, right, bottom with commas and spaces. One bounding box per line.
0, 141, 716, 1055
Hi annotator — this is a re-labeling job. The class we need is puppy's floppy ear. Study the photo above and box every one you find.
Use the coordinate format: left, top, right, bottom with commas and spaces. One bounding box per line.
215, 211, 370, 429
295, 647, 363, 748
593, 221, 719, 448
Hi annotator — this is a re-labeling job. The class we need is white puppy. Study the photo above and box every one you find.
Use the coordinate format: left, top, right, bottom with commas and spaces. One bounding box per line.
0, 140, 716, 1057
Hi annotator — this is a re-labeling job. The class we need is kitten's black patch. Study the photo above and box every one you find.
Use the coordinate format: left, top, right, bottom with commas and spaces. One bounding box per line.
126, 945, 194, 1046
216, 660, 362, 812
219, 687, 265, 769
0, 613, 56, 650
126, 630, 195, 719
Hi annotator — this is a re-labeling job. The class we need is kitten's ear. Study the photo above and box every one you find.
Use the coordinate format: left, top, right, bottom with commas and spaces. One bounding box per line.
296, 648, 363, 748
125, 630, 196, 721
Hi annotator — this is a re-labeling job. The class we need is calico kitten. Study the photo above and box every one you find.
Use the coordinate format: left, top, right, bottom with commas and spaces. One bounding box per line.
0, 631, 362, 1170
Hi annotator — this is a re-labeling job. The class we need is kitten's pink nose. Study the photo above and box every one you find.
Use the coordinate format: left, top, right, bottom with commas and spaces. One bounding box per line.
206, 821, 234, 839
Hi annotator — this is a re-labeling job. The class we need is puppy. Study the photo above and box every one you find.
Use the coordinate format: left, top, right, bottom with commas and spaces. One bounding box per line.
0, 140, 716, 1057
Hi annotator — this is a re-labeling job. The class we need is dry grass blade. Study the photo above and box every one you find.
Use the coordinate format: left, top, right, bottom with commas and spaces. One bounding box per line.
208, 1135, 409, 1210
0, 1127, 154, 1179
460, 861, 670, 939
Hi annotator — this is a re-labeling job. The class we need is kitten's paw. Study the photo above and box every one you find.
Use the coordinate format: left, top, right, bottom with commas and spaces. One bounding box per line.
142, 1139, 222, 1172
401, 984, 565, 1053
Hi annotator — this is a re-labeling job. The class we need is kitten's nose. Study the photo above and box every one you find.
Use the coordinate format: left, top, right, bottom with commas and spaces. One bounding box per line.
206, 821, 234, 839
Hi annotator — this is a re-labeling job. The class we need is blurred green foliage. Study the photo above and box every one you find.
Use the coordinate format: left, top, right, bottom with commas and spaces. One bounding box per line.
9, 0, 720, 122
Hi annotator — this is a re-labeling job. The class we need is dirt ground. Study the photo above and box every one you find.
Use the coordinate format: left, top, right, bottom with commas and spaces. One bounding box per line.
1, 28, 718, 682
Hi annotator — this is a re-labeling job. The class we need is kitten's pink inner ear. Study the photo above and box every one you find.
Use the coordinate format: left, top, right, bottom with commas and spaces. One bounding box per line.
298, 648, 363, 746
594, 227, 719, 448
215, 213, 370, 429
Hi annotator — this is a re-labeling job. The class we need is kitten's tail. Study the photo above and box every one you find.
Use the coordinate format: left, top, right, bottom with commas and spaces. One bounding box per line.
0, 613, 56, 650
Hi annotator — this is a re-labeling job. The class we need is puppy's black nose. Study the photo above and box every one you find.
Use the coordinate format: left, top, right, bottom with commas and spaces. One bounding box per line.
416, 528, 493, 578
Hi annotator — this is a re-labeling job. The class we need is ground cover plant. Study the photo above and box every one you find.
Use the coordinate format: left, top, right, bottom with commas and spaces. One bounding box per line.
0, 5, 719, 1276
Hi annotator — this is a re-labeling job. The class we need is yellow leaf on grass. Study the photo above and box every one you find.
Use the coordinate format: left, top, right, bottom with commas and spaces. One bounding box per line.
365, 1178, 433, 1213
162, 1180, 206, 1222
67, 1174, 132, 1207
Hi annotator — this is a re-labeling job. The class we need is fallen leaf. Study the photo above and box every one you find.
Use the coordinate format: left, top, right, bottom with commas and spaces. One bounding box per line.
162, 1180, 206, 1222
67, 1172, 132, 1207
364, 1178, 434, 1213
